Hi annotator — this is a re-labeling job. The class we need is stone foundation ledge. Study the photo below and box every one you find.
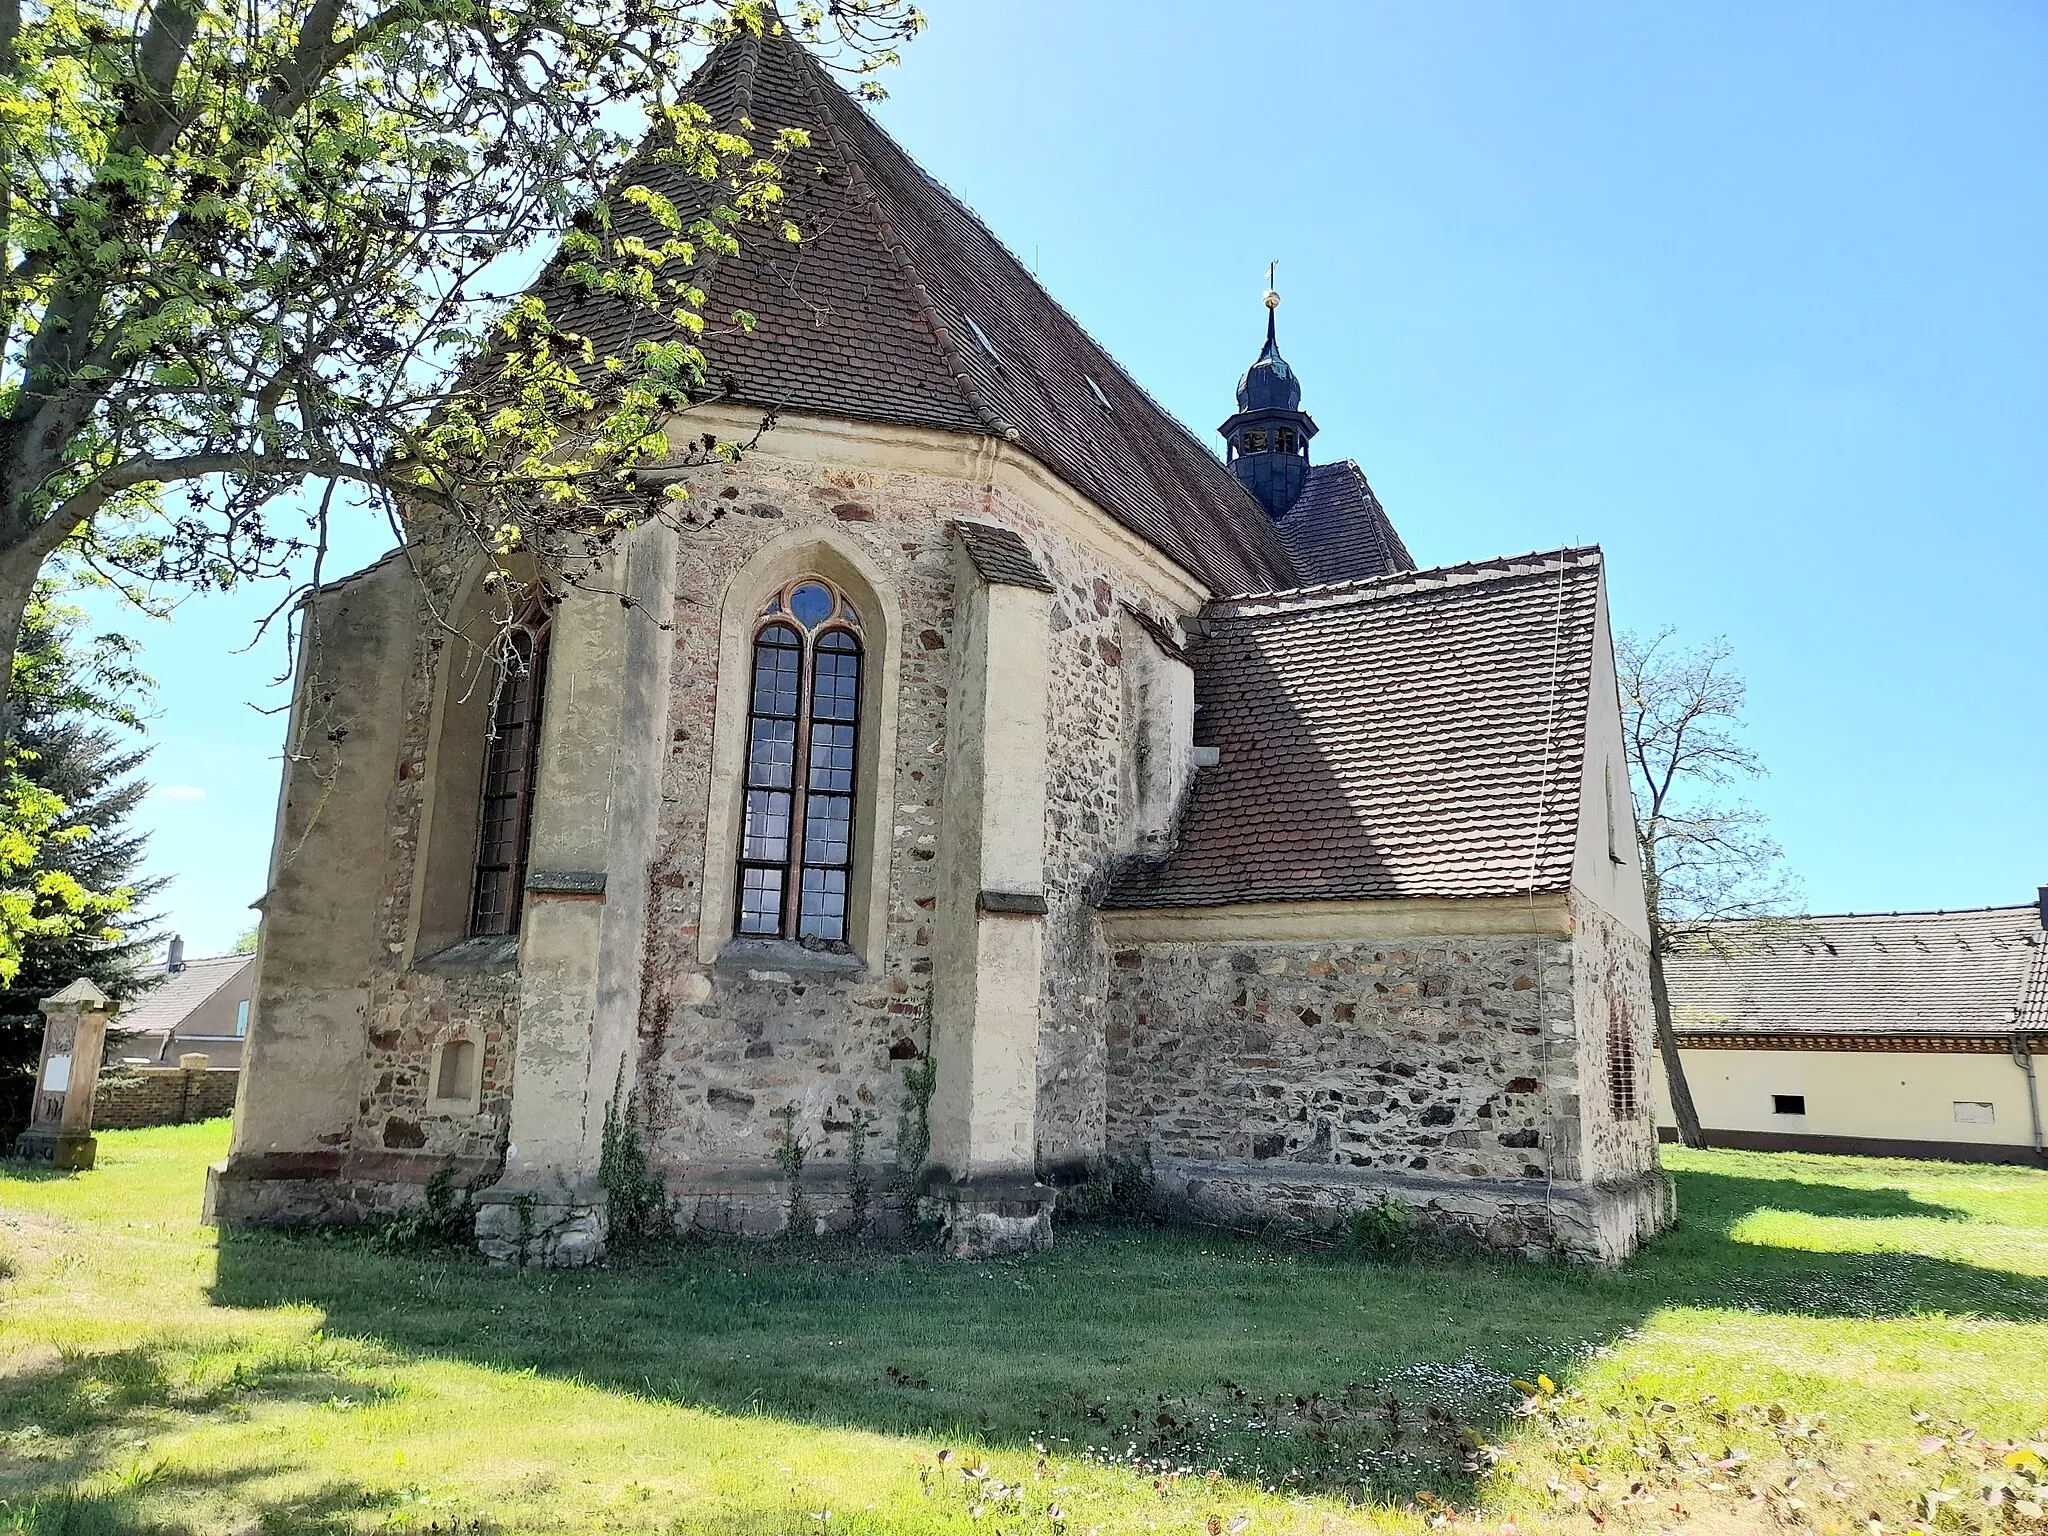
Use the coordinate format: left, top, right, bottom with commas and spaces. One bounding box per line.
472, 1177, 607, 1268
203, 1152, 499, 1229
670, 1166, 870, 1239
661, 1164, 1053, 1255
917, 1176, 1055, 1258
1148, 1154, 1673, 1265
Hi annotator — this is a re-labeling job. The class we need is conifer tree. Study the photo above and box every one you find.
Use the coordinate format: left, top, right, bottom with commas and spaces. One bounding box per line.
0, 584, 160, 1137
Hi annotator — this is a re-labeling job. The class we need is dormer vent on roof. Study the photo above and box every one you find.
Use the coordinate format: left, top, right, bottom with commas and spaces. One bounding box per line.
962, 314, 1003, 361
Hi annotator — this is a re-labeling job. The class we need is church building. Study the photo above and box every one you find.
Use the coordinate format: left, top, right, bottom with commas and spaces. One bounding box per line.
207, 21, 1670, 1265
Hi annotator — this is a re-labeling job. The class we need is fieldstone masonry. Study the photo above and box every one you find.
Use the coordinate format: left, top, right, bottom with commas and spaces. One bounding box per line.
1107, 935, 1579, 1181
1104, 905, 1667, 1261
211, 434, 1669, 1265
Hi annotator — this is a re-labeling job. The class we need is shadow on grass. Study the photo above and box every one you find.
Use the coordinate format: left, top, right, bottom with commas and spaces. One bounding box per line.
1677, 1168, 1970, 1224
0, 1477, 457, 1536
0, 1159, 73, 1186
197, 1162, 2047, 1508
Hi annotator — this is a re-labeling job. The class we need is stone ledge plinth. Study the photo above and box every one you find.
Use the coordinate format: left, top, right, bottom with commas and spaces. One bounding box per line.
203, 1152, 503, 1229
1149, 1154, 1672, 1265
472, 1178, 608, 1268
920, 1176, 1056, 1258
11, 1129, 96, 1170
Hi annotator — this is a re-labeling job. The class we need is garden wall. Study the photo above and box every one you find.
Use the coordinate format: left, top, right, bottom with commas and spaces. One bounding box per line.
95, 1064, 239, 1129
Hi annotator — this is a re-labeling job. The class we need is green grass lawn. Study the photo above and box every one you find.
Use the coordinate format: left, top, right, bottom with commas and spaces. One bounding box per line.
3, 1123, 2046, 1535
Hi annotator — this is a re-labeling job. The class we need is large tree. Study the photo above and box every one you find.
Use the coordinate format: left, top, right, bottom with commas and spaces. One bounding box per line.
1618, 628, 1802, 1149
0, 0, 921, 739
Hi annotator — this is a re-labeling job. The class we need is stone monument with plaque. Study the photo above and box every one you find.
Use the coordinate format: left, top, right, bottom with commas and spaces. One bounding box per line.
11, 978, 117, 1169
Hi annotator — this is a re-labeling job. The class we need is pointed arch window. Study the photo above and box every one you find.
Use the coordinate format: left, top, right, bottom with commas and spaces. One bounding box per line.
468, 600, 553, 937
737, 579, 865, 943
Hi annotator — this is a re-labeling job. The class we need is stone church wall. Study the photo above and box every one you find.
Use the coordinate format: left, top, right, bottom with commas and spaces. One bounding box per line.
634, 448, 1183, 1227
351, 561, 525, 1176
1569, 892, 1659, 1185
1102, 925, 1665, 1262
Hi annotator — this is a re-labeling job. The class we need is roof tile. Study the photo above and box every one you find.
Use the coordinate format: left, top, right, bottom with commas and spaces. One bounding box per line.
545, 26, 1297, 596
1275, 461, 1415, 584
1104, 547, 1604, 907
1668, 907, 2047, 1038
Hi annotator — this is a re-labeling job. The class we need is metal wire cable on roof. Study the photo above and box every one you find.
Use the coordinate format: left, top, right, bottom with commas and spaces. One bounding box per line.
1525, 553, 1571, 900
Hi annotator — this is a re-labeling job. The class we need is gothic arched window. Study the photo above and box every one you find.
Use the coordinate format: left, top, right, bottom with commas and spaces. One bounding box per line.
737, 578, 865, 943
468, 601, 553, 937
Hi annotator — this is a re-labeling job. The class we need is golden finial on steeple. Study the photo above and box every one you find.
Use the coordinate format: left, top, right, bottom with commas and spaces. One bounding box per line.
1264, 260, 1280, 310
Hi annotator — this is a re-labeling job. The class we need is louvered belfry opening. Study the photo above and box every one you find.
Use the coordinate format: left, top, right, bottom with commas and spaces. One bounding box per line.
737, 578, 864, 944
468, 601, 553, 938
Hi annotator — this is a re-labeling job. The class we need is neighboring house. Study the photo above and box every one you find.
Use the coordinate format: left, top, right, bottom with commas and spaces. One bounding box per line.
1655, 895, 2048, 1164
112, 939, 258, 1070
207, 21, 1667, 1267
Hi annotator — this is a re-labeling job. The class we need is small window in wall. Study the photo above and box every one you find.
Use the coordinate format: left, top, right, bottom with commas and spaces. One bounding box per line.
235, 999, 250, 1037
1275, 427, 1296, 453
1606, 1019, 1638, 1119
1772, 1094, 1806, 1116
737, 579, 865, 944
469, 602, 554, 937
1242, 429, 1268, 452
435, 1038, 478, 1105
1953, 1101, 1995, 1125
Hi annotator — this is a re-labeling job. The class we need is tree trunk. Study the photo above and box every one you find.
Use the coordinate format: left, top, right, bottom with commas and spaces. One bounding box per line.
0, 555, 39, 750
1648, 942, 1707, 1149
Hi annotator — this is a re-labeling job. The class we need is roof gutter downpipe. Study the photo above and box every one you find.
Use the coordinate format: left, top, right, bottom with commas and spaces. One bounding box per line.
2016, 1031, 2044, 1160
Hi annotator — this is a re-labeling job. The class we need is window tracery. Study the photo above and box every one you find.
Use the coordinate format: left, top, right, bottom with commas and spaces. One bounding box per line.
737, 578, 865, 944
468, 600, 552, 937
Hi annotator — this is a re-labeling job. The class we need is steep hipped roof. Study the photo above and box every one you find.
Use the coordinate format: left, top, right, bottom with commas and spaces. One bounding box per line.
1104, 548, 1605, 908
545, 24, 1298, 597
1275, 461, 1416, 585
115, 954, 253, 1040
1666, 907, 2047, 1039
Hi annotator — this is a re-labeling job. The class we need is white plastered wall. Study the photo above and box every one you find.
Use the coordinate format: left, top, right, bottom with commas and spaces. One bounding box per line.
1114, 612, 1196, 855
1652, 1046, 2042, 1151
1568, 569, 1649, 941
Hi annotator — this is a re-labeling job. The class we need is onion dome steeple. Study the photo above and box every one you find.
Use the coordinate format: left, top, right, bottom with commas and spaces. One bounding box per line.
1219, 265, 1318, 519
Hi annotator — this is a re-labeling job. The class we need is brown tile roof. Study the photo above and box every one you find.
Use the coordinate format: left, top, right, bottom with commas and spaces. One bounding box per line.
954, 521, 1053, 592
112, 953, 254, 1058
1275, 461, 1416, 585
2020, 937, 2048, 1031
545, 25, 1298, 597
1666, 907, 2048, 1039
1103, 547, 1605, 907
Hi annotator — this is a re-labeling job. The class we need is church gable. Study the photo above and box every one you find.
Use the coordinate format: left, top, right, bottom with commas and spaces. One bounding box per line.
545, 22, 1298, 597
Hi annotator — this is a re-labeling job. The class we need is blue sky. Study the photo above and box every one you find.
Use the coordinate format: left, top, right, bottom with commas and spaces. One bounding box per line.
95, 0, 2047, 956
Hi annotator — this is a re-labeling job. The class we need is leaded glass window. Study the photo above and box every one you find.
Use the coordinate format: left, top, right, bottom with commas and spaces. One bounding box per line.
469, 601, 553, 937
737, 579, 865, 943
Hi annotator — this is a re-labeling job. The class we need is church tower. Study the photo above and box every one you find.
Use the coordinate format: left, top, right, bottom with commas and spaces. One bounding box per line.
1219, 273, 1317, 519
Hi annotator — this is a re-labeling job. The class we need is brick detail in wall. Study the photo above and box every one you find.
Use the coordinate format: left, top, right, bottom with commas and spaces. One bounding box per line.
94, 1066, 240, 1130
